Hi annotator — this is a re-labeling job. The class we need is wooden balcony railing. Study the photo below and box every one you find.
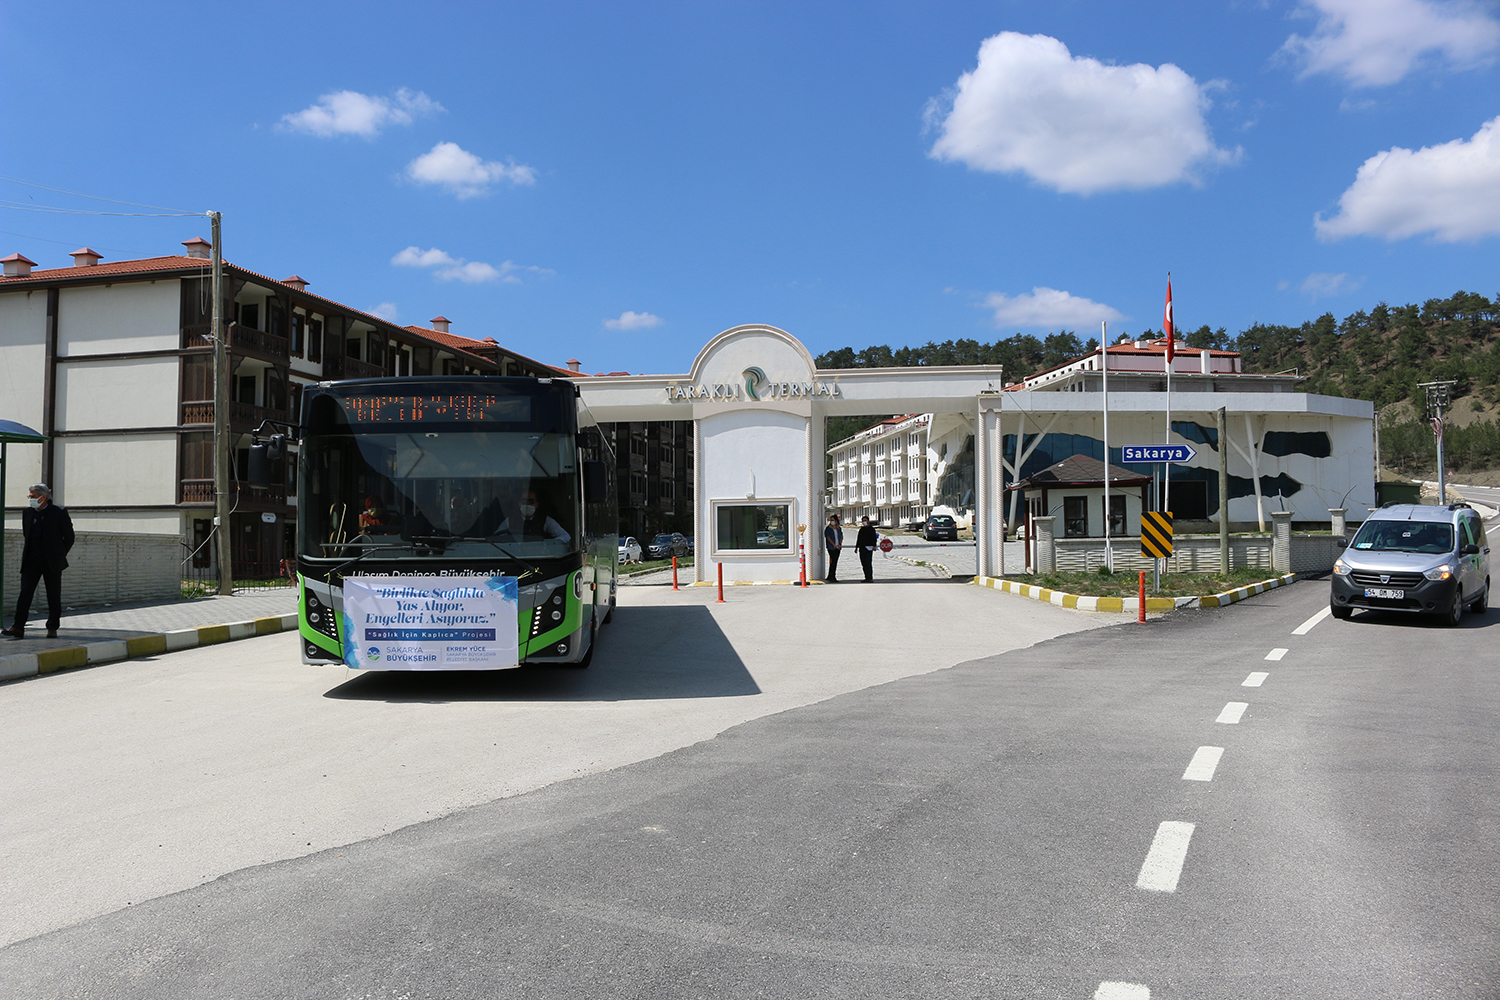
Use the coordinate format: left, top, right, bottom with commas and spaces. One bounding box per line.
182, 402, 214, 425
180, 323, 290, 360
326, 355, 384, 380
179, 480, 287, 505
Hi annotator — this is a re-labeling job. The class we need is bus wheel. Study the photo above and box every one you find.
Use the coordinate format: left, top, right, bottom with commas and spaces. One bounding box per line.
567, 621, 597, 669
604, 595, 616, 625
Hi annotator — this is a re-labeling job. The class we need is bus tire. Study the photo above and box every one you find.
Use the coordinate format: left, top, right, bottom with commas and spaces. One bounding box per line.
603, 595, 615, 624
567, 621, 597, 669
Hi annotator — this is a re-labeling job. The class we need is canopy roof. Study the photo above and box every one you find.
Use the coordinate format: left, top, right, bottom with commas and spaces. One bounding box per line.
1007, 453, 1152, 492
0, 419, 46, 444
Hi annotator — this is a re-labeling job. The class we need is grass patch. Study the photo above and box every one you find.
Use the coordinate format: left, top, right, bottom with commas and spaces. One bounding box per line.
1002, 565, 1282, 598
623, 557, 695, 575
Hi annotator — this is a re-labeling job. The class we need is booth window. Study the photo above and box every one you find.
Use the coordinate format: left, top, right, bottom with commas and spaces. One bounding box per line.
1109, 495, 1127, 536
716, 503, 791, 551
1064, 496, 1089, 537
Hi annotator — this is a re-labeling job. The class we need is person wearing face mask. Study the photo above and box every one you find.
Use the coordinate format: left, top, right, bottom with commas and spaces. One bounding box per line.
3, 484, 75, 640
495, 487, 571, 543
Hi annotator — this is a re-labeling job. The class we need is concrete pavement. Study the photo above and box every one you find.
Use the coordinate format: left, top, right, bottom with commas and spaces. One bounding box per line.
0, 590, 297, 683
0, 576, 1108, 948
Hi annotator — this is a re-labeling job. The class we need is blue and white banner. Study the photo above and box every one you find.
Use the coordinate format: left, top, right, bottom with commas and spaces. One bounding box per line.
340, 575, 519, 670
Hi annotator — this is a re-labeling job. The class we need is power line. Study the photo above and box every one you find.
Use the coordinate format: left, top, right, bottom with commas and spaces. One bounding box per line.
0, 200, 198, 218
0, 229, 158, 256
0, 174, 197, 215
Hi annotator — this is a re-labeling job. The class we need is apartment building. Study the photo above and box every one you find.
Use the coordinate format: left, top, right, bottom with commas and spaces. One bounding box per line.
0, 239, 563, 593
828, 413, 974, 527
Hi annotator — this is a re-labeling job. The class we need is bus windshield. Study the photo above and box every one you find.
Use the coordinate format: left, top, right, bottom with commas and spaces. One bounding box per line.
301, 389, 580, 563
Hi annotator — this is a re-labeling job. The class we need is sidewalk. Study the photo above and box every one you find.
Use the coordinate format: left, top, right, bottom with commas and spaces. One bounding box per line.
0, 590, 298, 683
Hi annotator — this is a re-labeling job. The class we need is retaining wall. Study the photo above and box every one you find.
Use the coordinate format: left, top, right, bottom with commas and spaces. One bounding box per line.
2, 530, 182, 609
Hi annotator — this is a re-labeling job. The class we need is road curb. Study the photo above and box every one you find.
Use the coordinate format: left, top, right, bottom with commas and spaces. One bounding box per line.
0, 613, 300, 684
970, 573, 1297, 612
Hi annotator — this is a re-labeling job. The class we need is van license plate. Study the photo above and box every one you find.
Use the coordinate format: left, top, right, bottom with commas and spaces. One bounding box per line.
1364, 588, 1403, 599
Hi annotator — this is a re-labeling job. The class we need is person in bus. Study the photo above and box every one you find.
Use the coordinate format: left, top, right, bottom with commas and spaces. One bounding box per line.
494, 487, 571, 544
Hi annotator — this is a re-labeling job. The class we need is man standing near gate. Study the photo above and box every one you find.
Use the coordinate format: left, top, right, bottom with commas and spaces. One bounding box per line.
823, 513, 842, 582
856, 515, 878, 583
3, 484, 75, 639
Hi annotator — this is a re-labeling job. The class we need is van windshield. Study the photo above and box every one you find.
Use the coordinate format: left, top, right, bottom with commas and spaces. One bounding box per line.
1350, 520, 1453, 555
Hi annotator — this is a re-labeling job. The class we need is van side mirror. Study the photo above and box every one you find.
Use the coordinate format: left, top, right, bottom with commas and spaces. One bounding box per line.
582, 460, 608, 503
1462, 542, 1480, 556
1335, 537, 1348, 548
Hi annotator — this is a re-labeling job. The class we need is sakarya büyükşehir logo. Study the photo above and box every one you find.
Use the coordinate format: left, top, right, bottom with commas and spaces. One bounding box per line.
742, 367, 767, 401
366, 646, 381, 661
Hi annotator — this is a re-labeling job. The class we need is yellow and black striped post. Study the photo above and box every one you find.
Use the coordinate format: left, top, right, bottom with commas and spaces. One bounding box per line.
1141, 510, 1174, 559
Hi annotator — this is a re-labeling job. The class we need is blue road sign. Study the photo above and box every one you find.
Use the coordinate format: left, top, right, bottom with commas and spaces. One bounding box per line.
1122, 444, 1197, 463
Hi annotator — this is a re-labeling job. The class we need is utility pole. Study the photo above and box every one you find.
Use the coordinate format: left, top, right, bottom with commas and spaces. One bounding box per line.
211, 211, 233, 595
1419, 379, 1455, 504
1217, 406, 1229, 573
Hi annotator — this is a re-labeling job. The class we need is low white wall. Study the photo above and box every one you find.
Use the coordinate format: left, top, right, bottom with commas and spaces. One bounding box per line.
2, 530, 182, 611
1051, 533, 1339, 575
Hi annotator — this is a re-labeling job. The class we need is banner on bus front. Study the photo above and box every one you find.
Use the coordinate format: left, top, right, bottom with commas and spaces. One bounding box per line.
340, 574, 520, 670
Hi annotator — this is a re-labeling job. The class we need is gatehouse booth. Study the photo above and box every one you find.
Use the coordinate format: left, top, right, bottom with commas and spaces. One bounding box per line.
574, 325, 1008, 583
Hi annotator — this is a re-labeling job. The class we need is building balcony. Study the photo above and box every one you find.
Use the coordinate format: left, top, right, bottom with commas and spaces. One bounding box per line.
179, 479, 287, 507
182, 323, 291, 362
325, 355, 384, 380
182, 402, 214, 426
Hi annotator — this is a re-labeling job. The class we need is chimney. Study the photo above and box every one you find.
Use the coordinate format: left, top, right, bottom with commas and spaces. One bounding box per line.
566, 358, 581, 373
430, 315, 451, 334
182, 237, 212, 259
1133, 339, 1144, 349
1200, 348, 1212, 374
70, 247, 103, 267
282, 275, 309, 292
1, 253, 36, 277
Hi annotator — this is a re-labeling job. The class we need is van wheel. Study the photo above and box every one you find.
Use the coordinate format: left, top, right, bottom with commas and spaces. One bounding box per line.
1330, 603, 1351, 620
1445, 592, 1464, 626
1470, 582, 1488, 615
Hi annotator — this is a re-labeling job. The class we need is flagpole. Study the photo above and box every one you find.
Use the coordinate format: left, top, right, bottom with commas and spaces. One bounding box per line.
1101, 321, 1112, 571
1163, 272, 1173, 518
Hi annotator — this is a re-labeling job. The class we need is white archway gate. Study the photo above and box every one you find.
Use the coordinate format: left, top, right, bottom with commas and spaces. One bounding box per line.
575, 325, 1008, 583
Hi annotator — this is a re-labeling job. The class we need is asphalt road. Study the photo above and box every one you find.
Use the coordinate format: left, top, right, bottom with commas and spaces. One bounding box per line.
2, 578, 1497, 998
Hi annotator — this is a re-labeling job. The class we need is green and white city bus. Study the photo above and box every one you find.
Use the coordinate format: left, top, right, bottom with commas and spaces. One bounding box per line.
295, 376, 617, 669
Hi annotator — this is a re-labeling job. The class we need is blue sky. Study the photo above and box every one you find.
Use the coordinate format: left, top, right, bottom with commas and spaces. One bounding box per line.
3, 1, 1498, 374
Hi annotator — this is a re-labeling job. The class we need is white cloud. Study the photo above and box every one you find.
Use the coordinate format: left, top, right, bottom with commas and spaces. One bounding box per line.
281, 88, 443, 138
406, 142, 536, 198
368, 301, 400, 321
1299, 272, 1364, 298
982, 287, 1124, 328
392, 246, 554, 284
926, 32, 1237, 195
1281, 0, 1500, 87
603, 311, 662, 331
1316, 116, 1500, 242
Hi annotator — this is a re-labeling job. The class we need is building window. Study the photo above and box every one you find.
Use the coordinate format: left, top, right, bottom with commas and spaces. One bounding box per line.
308, 317, 323, 363
1109, 494, 1127, 536
1064, 496, 1089, 537
290, 314, 304, 357
715, 502, 792, 552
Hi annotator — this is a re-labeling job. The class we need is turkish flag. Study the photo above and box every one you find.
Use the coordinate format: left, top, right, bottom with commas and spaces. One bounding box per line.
1163, 276, 1174, 364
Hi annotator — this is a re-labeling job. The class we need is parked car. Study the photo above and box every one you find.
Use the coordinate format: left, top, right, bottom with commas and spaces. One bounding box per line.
685, 536, 695, 555
924, 514, 959, 541
618, 536, 642, 563
1330, 503, 1490, 624
647, 532, 689, 559
903, 518, 927, 533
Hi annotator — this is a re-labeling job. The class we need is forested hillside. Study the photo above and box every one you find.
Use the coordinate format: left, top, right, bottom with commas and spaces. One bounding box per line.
814, 289, 1500, 474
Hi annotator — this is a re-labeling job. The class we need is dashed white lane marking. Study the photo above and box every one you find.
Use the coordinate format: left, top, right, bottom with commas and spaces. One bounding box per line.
1136, 821, 1196, 892
1094, 983, 1150, 1000
1293, 606, 1332, 635
1243, 671, 1269, 687
1265, 647, 1288, 661
1216, 702, 1249, 724
1182, 746, 1224, 781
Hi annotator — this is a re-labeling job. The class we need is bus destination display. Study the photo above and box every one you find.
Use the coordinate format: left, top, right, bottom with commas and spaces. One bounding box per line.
342, 394, 531, 424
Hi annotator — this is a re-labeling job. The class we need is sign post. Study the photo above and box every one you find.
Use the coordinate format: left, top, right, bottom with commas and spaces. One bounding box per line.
1141, 511, 1173, 592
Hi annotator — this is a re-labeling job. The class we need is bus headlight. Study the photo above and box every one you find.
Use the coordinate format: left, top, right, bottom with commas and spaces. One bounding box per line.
1424, 564, 1454, 581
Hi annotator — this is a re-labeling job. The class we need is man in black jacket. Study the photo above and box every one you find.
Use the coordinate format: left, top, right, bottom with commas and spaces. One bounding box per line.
3, 484, 75, 639
856, 516, 878, 583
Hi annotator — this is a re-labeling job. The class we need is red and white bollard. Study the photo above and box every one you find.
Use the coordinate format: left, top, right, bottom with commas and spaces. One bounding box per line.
716, 561, 726, 603
671, 555, 679, 591
798, 541, 807, 587
1137, 570, 1146, 623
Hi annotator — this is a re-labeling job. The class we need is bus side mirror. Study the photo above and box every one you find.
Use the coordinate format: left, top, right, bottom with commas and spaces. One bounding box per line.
247, 433, 286, 487
583, 460, 608, 503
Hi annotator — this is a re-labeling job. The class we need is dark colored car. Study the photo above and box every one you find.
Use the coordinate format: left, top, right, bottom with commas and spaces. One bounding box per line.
1330, 503, 1490, 624
924, 514, 959, 541
647, 532, 689, 559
